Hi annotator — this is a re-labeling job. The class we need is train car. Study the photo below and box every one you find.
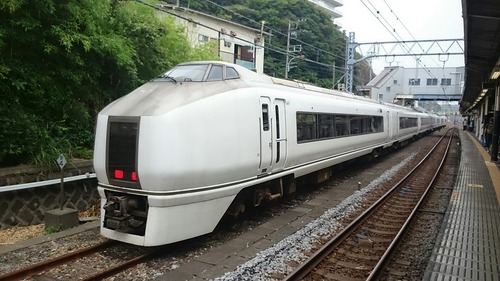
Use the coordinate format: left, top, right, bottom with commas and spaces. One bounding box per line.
93, 61, 442, 246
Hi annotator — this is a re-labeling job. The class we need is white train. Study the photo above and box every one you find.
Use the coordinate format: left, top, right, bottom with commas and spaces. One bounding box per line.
93, 61, 446, 246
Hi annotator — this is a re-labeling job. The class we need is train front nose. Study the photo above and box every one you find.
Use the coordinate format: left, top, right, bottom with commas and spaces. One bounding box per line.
102, 117, 150, 235
107, 117, 141, 189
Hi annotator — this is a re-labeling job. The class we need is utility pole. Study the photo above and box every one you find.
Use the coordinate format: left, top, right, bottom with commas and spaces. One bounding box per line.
332, 61, 336, 89
285, 21, 302, 79
285, 21, 291, 79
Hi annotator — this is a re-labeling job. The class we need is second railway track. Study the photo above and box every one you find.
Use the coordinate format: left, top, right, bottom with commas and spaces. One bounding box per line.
0, 240, 159, 281
285, 128, 456, 281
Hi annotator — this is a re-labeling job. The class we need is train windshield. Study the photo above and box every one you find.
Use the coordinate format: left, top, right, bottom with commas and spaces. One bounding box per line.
161, 64, 208, 82
158, 63, 240, 82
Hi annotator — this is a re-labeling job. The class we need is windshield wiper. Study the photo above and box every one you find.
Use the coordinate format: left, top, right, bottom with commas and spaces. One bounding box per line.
157, 74, 177, 83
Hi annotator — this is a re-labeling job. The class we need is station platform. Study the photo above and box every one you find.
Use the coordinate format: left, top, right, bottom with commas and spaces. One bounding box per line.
424, 129, 500, 281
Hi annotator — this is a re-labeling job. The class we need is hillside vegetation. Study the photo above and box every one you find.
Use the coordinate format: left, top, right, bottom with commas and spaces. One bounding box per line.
0, 0, 368, 168
0, 0, 217, 167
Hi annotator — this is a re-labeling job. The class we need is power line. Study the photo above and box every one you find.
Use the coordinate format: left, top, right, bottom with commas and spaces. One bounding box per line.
202, 0, 345, 61
381, 0, 443, 69
358, 0, 447, 86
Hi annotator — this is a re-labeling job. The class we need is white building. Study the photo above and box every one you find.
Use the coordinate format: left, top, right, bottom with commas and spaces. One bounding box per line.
158, 5, 267, 74
367, 66, 465, 105
308, 0, 343, 22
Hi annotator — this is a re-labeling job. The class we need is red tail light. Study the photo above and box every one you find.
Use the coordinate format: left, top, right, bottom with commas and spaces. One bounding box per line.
131, 171, 138, 181
114, 169, 124, 179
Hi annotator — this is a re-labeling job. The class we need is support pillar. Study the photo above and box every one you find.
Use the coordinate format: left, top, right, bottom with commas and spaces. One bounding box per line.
492, 83, 500, 161
346, 32, 356, 93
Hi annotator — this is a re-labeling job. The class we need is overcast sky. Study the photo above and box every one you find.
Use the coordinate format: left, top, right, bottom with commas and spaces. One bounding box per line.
337, 0, 465, 74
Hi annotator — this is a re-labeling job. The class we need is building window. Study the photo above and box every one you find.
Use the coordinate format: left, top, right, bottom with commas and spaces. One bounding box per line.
235, 45, 254, 62
393, 80, 397, 84
386, 86, 391, 92
441, 78, 451, 86
409, 78, 420, 86
198, 34, 209, 42
426, 78, 438, 86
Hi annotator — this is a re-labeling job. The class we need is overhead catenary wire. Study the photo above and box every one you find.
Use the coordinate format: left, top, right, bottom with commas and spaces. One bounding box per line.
203, 0, 346, 62
201, 0, 375, 84
381, 0, 444, 70
358, 0, 453, 99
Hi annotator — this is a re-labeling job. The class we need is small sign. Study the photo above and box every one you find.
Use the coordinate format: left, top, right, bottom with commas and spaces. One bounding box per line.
57, 154, 67, 170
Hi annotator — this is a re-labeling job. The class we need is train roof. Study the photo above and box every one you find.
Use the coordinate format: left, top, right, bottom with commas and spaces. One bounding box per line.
100, 61, 441, 117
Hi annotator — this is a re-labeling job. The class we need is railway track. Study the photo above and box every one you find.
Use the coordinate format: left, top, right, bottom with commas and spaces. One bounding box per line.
284, 128, 455, 281
0, 240, 158, 281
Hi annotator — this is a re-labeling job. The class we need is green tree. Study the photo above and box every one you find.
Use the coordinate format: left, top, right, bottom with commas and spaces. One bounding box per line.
0, 0, 217, 167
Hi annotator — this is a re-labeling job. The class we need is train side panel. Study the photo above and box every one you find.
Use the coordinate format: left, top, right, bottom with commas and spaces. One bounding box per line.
137, 90, 261, 191
281, 92, 389, 175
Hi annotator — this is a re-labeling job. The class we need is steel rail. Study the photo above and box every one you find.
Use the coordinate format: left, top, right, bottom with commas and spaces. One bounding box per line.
367, 128, 454, 280
80, 250, 159, 281
0, 240, 113, 281
284, 128, 454, 281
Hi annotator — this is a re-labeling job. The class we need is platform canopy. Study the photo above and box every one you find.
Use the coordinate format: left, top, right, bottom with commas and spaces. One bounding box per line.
461, 0, 500, 110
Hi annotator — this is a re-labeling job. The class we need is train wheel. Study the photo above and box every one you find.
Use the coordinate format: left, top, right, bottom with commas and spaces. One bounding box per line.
226, 201, 247, 218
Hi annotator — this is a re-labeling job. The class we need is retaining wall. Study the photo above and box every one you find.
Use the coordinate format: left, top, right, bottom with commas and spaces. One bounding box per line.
0, 160, 99, 230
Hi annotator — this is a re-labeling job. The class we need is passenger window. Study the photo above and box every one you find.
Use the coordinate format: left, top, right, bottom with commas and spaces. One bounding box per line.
297, 113, 317, 142
335, 115, 349, 136
350, 116, 360, 135
226, 67, 239, 79
262, 104, 269, 131
318, 114, 334, 139
206, 65, 223, 81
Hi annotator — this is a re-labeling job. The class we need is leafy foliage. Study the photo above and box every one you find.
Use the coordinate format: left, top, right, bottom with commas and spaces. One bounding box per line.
0, 0, 369, 168
0, 0, 218, 167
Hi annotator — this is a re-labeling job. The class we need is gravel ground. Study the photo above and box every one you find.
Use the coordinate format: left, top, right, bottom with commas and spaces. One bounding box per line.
213, 153, 418, 280
0, 224, 46, 245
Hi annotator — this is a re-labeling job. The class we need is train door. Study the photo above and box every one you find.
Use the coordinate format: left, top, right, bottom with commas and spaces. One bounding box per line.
386, 110, 393, 142
259, 97, 273, 174
259, 97, 287, 174
272, 99, 287, 172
